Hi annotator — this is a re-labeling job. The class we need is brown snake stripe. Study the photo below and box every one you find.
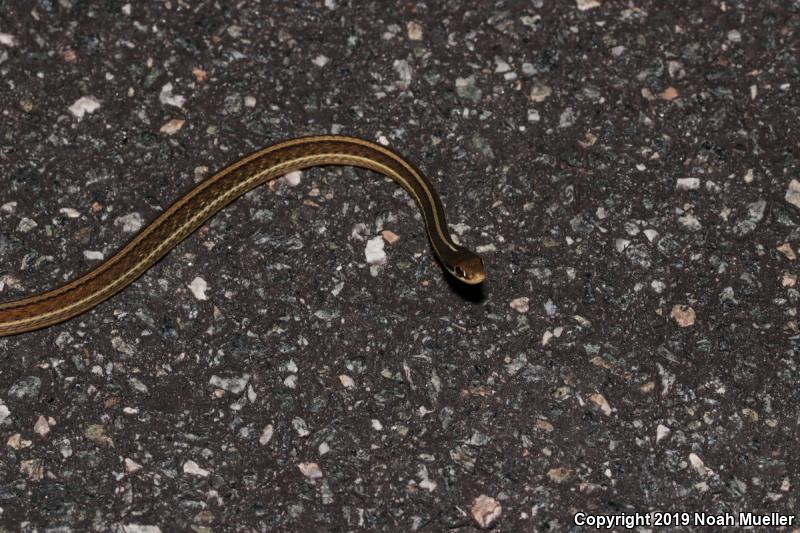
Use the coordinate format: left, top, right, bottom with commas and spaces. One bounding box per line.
0, 135, 485, 337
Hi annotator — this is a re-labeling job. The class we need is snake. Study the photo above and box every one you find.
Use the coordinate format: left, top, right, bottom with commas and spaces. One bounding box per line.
0, 135, 486, 337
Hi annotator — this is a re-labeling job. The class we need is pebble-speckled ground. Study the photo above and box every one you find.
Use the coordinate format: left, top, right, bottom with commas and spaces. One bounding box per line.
1, 1, 799, 531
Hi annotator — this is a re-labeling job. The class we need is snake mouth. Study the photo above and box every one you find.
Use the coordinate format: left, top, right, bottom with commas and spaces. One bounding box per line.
453, 258, 486, 285
458, 269, 486, 285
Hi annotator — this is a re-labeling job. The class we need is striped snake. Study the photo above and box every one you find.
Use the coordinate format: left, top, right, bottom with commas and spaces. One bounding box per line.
0, 135, 485, 337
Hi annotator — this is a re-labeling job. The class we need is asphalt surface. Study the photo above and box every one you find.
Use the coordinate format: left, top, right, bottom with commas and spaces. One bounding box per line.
1, 1, 799, 531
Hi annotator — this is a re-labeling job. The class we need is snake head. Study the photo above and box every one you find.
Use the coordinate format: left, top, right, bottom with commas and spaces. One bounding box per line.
451, 253, 486, 285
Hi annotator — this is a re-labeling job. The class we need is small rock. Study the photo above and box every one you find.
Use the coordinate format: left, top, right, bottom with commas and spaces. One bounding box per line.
0, 32, 18, 47
298, 462, 323, 479
576, 0, 601, 10
407, 21, 423, 40
559, 107, 577, 128
393, 59, 413, 87
188, 277, 208, 300
471, 495, 502, 529
159, 83, 186, 108
128, 377, 149, 394
68, 96, 102, 119
678, 213, 702, 231
8, 376, 41, 400
670, 305, 696, 327
86, 424, 114, 446
292, 417, 311, 437
777, 243, 796, 261
20, 459, 44, 481
125, 458, 143, 473
209, 374, 250, 394
660, 86, 679, 100
676, 178, 700, 190
589, 393, 612, 415
33, 415, 50, 437
121, 526, 161, 533
784, 179, 800, 209
114, 212, 144, 233
191, 67, 208, 82
17, 218, 37, 233
656, 424, 671, 443
183, 460, 210, 477
455, 75, 482, 102
259, 424, 274, 445
160, 118, 185, 135
282, 170, 302, 187
509, 297, 529, 313
381, 230, 400, 245
83, 250, 104, 261
7, 433, 32, 449
615, 238, 631, 253
365, 236, 387, 265
529, 82, 552, 102
542, 330, 553, 345
548, 467, 572, 482
689, 453, 711, 476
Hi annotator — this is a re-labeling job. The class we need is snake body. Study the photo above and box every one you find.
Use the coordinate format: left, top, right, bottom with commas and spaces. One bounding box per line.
0, 135, 485, 337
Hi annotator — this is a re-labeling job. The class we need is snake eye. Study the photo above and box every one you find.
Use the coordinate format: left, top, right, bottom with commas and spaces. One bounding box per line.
454, 265, 467, 279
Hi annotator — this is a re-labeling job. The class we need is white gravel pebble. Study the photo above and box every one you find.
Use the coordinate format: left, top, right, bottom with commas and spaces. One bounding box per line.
529, 82, 552, 102
17, 218, 37, 232
312, 55, 330, 67
158, 83, 186, 108
209, 374, 250, 394
298, 462, 323, 479
678, 213, 702, 231
656, 424, 671, 443
114, 212, 144, 233
364, 236, 387, 265
0, 403, 11, 424
259, 424, 274, 445
509, 297, 529, 314
187, 277, 208, 300
0, 32, 18, 47
34, 415, 50, 437
784, 179, 800, 209
68, 96, 101, 119
282, 170, 302, 187
121, 526, 161, 533
576, 0, 601, 11
183, 460, 210, 477
59, 207, 81, 218
676, 177, 700, 190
